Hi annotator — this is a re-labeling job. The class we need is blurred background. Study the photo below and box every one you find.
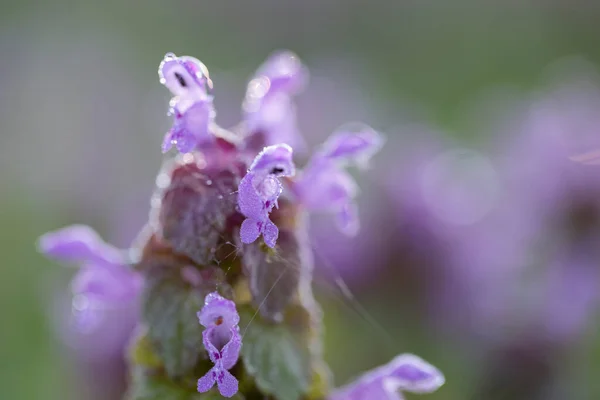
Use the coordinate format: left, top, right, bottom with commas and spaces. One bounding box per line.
3, 1, 600, 399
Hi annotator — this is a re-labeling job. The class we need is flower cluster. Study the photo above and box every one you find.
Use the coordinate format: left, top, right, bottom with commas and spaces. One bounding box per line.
37, 50, 445, 400
197, 292, 242, 398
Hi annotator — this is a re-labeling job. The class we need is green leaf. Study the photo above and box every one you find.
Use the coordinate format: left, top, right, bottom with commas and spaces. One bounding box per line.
240, 309, 312, 400
142, 271, 206, 378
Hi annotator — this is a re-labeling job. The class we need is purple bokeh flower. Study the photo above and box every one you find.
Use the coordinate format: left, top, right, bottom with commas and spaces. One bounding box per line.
329, 354, 445, 400
294, 124, 383, 236
38, 225, 140, 334
238, 144, 296, 248
38, 225, 140, 304
159, 53, 216, 153
243, 51, 308, 151
197, 292, 241, 398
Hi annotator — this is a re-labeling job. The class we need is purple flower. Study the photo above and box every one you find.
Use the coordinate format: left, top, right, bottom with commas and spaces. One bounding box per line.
243, 51, 308, 150
294, 125, 383, 235
237, 144, 296, 248
330, 354, 445, 400
197, 292, 241, 398
38, 225, 140, 333
158, 53, 216, 153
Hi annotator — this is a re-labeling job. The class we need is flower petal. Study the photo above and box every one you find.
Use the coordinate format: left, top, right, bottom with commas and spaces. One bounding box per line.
262, 219, 279, 248
249, 144, 295, 179
221, 328, 242, 370
198, 292, 240, 329
320, 124, 383, 167
216, 368, 239, 398
240, 218, 262, 245
37, 225, 122, 267
238, 174, 264, 220
255, 50, 308, 95
197, 367, 216, 393
385, 354, 445, 394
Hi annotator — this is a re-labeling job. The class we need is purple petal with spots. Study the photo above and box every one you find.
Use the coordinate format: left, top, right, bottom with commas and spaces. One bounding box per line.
198, 292, 240, 329
197, 368, 216, 393
216, 369, 239, 398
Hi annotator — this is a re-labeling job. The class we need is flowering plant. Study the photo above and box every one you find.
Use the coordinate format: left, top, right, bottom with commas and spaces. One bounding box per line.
38, 51, 444, 400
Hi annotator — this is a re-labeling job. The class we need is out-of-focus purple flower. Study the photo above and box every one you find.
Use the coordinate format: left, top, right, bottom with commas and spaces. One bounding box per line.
38, 224, 141, 353
197, 292, 241, 398
38, 225, 140, 303
238, 144, 295, 248
159, 53, 216, 153
243, 51, 308, 151
294, 125, 383, 236
329, 354, 445, 400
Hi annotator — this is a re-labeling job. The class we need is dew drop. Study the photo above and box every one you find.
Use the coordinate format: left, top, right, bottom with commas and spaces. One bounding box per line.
206, 179, 212, 185
155, 173, 171, 188
182, 153, 195, 164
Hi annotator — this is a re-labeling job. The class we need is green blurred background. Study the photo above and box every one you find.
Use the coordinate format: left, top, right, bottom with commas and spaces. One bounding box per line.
3, 1, 600, 399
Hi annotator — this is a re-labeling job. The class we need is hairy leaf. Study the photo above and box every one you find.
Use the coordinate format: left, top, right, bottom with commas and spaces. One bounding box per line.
142, 271, 206, 378
240, 309, 312, 400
